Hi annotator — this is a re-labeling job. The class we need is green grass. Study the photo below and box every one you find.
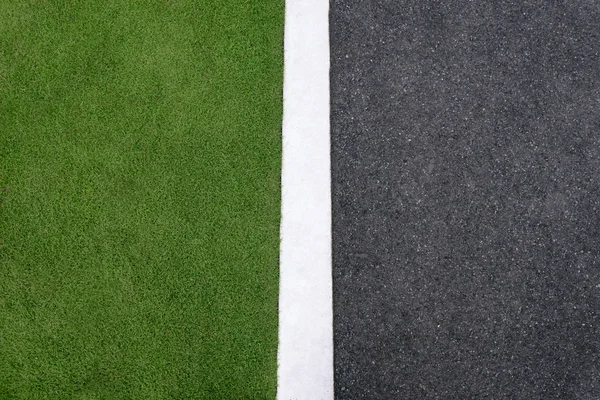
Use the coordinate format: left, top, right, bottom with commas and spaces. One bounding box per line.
0, 1, 283, 398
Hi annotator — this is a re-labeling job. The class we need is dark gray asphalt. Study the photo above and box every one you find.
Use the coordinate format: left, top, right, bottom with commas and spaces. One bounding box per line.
330, 1, 600, 399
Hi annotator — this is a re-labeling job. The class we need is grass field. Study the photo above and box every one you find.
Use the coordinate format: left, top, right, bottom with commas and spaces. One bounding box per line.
0, 1, 283, 398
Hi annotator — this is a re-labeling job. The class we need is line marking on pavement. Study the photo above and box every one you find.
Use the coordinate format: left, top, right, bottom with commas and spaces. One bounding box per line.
277, 0, 333, 398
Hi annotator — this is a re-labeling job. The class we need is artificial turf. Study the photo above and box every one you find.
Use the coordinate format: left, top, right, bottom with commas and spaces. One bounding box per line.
0, 1, 283, 398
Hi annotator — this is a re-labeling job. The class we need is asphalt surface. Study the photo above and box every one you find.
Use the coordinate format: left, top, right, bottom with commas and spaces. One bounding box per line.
330, 1, 600, 399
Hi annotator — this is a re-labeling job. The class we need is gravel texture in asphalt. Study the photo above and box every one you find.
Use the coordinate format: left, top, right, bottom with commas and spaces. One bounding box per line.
331, 1, 600, 398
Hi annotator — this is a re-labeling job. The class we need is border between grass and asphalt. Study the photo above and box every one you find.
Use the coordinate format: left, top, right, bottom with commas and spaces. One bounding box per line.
277, 0, 333, 399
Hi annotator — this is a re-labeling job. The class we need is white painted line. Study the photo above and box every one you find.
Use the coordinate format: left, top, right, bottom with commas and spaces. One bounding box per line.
277, 0, 333, 398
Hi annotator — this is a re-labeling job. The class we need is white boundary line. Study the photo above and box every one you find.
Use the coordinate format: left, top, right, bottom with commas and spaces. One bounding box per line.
277, 0, 333, 398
